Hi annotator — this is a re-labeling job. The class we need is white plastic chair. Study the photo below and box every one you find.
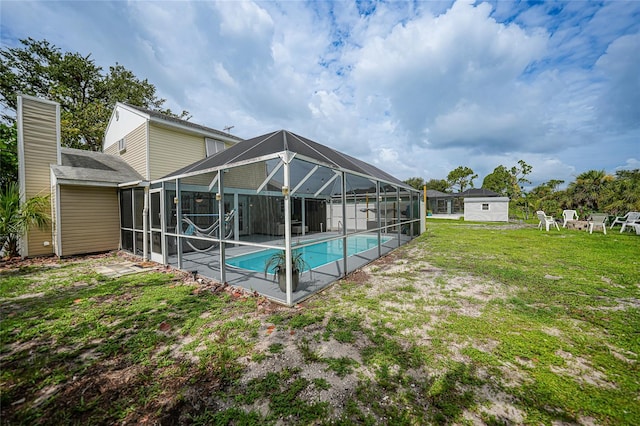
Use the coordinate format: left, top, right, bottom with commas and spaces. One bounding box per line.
588, 214, 607, 235
618, 212, 640, 233
537, 211, 559, 231
610, 211, 639, 230
562, 209, 578, 228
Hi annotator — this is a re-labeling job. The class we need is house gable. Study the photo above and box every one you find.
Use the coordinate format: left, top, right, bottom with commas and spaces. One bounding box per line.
103, 103, 148, 152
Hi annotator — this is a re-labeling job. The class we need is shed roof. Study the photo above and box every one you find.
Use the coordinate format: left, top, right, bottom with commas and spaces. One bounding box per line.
161, 130, 412, 189
458, 188, 501, 197
51, 148, 143, 186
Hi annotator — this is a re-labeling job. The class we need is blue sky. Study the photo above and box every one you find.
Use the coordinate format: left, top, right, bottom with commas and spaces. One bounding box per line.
2, 0, 639, 188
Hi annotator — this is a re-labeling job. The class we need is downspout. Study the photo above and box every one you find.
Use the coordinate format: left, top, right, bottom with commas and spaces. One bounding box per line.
143, 186, 149, 261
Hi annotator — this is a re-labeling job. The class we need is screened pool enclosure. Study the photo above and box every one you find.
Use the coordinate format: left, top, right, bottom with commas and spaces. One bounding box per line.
121, 130, 424, 305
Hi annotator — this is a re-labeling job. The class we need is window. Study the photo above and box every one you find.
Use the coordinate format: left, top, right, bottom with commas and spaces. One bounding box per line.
206, 138, 226, 157
482, 203, 489, 211
118, 138, 126, 153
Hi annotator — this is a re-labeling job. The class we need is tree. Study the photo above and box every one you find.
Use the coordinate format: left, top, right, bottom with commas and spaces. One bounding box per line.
600, 169, 640, 215
0, 182, 50, 257
483, 160, 533, 199
528, 179, 566, 218
482, 165, 512, 196
0, 122, 18, 188
567, 170, 613, 212
510, 160, 533, 197
1, 38, 189, 151
403, 177, 425, 190
447, 166, 477, 193
424, 178, 449, 193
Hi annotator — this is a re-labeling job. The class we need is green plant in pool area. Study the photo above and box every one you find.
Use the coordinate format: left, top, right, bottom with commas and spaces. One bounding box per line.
264, 248, 310, 292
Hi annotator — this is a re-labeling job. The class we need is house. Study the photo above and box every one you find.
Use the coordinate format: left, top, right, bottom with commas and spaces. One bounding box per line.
426, 189, 459, 215
17, 95, 241, 258
17, 95, 423, 306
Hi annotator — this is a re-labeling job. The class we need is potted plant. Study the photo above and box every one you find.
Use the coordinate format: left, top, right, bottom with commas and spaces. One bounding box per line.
264, 248, 309, 292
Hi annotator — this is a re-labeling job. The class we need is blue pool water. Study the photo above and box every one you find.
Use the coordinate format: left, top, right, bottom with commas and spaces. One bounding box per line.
226, 235, 392, 273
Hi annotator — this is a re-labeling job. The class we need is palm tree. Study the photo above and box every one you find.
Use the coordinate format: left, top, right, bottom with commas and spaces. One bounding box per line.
601, 169, 640, 215
0, 182, 50, 258
567, 170, 613, 213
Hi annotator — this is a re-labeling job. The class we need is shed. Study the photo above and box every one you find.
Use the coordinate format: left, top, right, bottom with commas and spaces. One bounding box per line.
463, 197, 509, 222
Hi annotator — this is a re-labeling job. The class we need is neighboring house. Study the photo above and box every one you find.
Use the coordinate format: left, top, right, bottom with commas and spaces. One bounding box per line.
427, 188, 507, 221
17, 95, 241, 258
426, 189, 458, 214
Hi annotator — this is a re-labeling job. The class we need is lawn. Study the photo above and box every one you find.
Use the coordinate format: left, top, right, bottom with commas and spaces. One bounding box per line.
1, 221, 638, 425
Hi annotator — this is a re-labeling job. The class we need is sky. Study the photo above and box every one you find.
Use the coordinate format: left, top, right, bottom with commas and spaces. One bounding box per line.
2, 0, 639, 188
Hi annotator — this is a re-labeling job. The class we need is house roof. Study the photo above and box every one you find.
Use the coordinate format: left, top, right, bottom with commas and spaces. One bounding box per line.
122, 103, 243, 142
161, 130, 413, 190
51, 148, 144, 186
426, 189, 452, 198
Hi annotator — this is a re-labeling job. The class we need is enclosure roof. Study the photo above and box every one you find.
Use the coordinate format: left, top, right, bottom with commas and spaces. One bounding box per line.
162, 130, 412, 189
51, 148, 143, 185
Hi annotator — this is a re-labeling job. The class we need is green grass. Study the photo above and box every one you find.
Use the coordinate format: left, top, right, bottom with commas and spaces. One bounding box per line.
1, 223, 638, 424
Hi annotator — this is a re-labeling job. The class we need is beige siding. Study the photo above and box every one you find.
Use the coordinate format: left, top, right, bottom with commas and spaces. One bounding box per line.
149, 125, 205, 180
105, 123, 148, 178
20, 97, 57, 256
104, 143, 118, 155
59, 186, 120, 256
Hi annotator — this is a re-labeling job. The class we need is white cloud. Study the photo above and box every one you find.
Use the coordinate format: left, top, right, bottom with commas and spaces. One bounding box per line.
595, 33, 640, 128
1, 0, 638, 187
353, 0, 549, 152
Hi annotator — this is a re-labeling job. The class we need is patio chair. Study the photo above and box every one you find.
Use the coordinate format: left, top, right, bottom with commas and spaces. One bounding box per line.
562, 209, 578, 228
537, 211, 559, 231
588, 213, 607, 235
618, 212, 640, 233
610, 211, 640, 230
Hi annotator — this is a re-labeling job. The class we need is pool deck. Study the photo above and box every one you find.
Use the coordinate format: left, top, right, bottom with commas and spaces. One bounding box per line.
170, 231, 411, 305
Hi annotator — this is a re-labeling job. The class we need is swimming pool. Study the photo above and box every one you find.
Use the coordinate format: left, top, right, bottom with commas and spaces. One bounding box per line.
226, 235, 392, 273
